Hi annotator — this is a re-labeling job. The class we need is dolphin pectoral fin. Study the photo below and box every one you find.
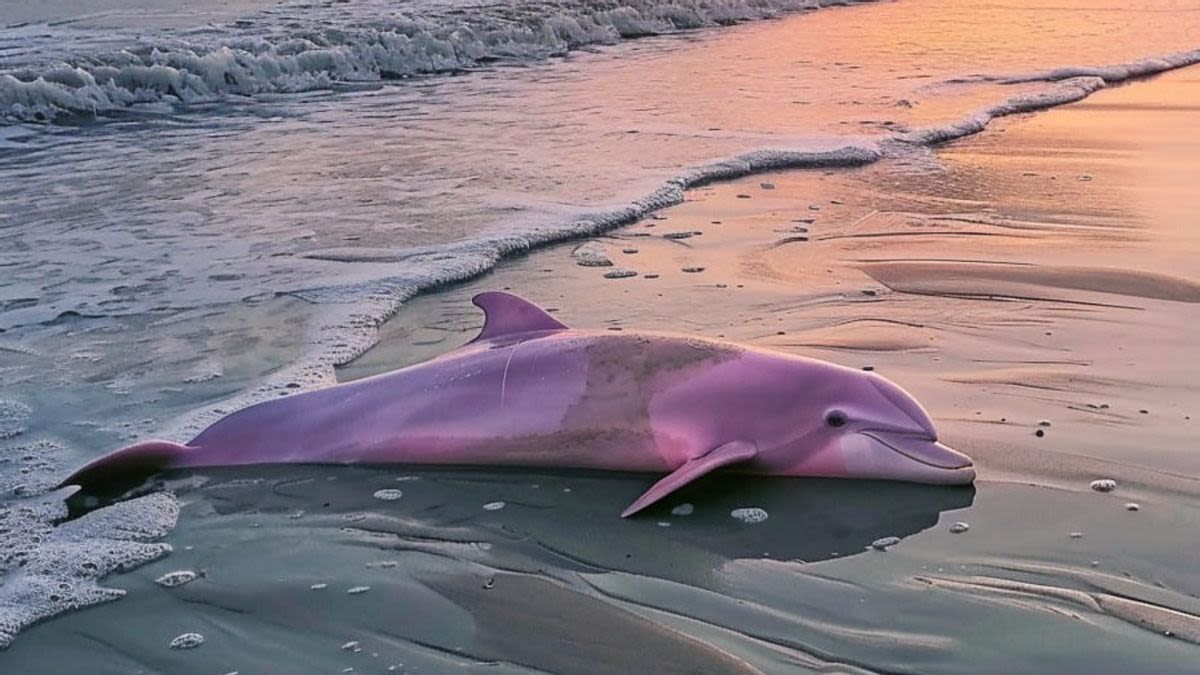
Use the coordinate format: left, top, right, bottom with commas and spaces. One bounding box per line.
469, 291, 569, 344
621, 440, 758, 518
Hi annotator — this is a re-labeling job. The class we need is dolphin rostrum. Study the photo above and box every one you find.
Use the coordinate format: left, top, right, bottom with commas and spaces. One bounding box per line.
63, 291, 975, 516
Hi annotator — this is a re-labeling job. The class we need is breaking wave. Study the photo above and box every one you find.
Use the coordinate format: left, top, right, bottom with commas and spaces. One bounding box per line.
1, 0, 873, 123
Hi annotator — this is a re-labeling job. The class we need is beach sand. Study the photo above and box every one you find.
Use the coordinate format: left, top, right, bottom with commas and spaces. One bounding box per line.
2, 51, 1199, 675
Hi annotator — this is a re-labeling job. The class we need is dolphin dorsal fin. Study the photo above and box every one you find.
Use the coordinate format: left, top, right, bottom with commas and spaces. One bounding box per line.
470, 291, 569, 344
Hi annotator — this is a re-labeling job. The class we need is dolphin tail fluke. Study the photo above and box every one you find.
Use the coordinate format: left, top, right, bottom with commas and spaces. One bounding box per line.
60, 440, 193, 492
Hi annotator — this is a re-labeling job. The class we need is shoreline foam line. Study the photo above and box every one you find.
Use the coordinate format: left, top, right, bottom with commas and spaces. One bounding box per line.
0, 0, 876, 123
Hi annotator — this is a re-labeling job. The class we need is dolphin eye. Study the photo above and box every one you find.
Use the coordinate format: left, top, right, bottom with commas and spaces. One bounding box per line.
826, 411, 848, 428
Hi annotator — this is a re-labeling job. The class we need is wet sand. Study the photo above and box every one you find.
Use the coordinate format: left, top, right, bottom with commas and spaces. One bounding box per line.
3, 59, 1199, 675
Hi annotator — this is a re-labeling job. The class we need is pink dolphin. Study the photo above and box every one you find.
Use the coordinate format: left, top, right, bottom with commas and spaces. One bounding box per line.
63, 291, 974, 516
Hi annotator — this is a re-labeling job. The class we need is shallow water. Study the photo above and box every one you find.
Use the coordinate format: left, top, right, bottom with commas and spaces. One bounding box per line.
1, 0, 1200, 668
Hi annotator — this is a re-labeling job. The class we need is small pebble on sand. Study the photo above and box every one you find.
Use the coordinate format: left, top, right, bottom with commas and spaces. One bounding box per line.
572, 242, 613, 267
1037, 420, 1052, 427
169, 633, 205, 650
373, 489, 403, 501
603, 269, 637, 279
1090, 479, 1117, 492
483, 501, 505, 511
311, 583, 328, 590
341, 641, 361, 652
1078, 174, 1093, 181
1069, 532, 1084, 539
871, 536, 901, 550
760, 182, 775, 190
663, 231, 695, 240
671, 503, 694, 516
644, 273, 660, 279
730, 507, 769, 524
949, 522, 969, 534
622, 248, 638, 254
682, 267, 705, 273
156, 570, 198, 588
1035, 429, 1045, 437
737, 194, 752, 199
347, 586, 371, 595
1125, 502, 1140, 511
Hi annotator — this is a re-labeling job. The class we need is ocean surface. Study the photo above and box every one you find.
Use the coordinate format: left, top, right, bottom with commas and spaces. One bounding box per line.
1, 0, 1199, 670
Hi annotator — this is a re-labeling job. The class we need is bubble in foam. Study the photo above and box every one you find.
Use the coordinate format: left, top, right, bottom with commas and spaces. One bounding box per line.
372, 489, 403, 501
730, 507, 768, 524
169, 632, 205, 649
0, 488, 178, 649
156, 570, 197, 588
0, 399, 33, 439
0, 438, 66, 497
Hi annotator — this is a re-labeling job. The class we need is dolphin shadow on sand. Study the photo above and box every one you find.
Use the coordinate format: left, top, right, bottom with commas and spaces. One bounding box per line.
42, 466, 974, 675
166, 463, 975, 572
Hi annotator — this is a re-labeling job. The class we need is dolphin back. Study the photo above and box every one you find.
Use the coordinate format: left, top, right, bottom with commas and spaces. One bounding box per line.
60, 440, 193, 492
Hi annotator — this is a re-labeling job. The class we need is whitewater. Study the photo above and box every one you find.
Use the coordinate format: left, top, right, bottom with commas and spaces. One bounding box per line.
2, 0, 1200, 652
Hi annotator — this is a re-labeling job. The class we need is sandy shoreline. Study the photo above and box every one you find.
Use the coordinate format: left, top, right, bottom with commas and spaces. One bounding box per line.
2, 44, 1200, 675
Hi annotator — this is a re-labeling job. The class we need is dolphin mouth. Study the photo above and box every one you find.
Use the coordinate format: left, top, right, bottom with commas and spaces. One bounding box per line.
861, 431, 975, 472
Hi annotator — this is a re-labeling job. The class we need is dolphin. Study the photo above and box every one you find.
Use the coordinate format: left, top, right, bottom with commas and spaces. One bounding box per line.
63, 291, 974, 516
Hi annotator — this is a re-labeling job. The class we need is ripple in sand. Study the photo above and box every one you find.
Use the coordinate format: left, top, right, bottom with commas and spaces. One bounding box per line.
169, 633, 204, 649
155, 570, 197, 588
730, 507, 768, 524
